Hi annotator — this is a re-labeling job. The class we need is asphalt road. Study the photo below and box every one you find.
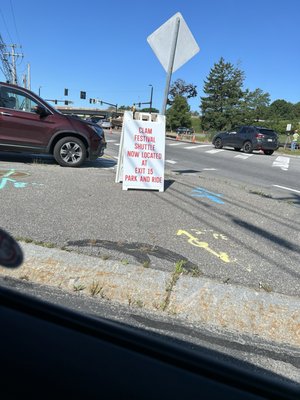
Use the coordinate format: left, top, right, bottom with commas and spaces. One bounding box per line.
0, 134, 299, 298
1, 275, 299, 387
107, 133, 300, 198
0, 133, 300, 385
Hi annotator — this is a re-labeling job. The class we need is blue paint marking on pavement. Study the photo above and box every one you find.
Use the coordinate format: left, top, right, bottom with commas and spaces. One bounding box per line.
0, 169, 43, 190
191, 187, 225, 204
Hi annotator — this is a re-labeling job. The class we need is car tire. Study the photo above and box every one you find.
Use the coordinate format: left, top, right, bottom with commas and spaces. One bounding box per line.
234, 147, 241, 151
243, 141, 253, 154
53, 137, 86, 167
214, 138, 223, 149
263, 150, 274, 155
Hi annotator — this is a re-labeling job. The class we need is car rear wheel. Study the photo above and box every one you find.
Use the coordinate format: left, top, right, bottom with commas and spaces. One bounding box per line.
214, 138, 223, 149
263, 150, 274, 155
54, 137, 86, 167
243, 141, 253, 154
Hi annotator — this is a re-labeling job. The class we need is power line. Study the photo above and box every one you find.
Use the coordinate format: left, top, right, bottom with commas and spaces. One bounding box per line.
9, 0, 21, 45
0, 34, 13, 82
0, 7, 13, 44
0, 35, 23, 84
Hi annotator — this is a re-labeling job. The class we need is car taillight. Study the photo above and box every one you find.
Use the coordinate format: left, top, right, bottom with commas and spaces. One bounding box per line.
256, 133, 264, 138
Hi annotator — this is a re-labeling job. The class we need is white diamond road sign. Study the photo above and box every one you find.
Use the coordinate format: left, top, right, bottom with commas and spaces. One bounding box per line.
147, 12, 200, 73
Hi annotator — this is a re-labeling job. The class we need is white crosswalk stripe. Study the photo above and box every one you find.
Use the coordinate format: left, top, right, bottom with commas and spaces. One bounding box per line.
272, 156, 290, 171
183, 145, 209, 150
235, 154, 254, 159
205, 149, 225, 154
166, 160, 177, 164
167, 143, 184, 146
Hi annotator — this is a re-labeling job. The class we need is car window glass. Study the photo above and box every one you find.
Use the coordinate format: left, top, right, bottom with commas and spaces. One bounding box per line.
258, 128, 276, 137
0, 87, 39, 113
239, 127, 247, 134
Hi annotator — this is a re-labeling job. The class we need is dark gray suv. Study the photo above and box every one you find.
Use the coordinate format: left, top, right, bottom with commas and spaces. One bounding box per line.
212, 126, 279, 155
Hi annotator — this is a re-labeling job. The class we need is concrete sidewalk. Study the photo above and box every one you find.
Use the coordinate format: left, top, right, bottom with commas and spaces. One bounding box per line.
1, 241, 299, 348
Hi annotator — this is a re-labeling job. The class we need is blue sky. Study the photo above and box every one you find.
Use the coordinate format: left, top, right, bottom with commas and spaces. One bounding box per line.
0, 0, 299, 112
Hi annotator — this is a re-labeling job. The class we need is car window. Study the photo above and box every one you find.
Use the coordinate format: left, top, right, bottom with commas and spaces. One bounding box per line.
0, 86, 39, 113
257, 128, 276, 137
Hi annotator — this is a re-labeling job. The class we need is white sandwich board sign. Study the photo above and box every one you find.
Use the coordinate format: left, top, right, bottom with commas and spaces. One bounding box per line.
115, 111, 166, 192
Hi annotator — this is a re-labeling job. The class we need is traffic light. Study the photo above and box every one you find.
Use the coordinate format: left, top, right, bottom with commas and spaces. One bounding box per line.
54, 100, 57, 105
64, 88, 68, 96
65, 101, 69, 105
89, 98, 92, 104
80, 91, 86, 99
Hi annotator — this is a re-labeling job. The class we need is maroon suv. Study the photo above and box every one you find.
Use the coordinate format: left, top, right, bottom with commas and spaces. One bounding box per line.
0, 82, 106, 167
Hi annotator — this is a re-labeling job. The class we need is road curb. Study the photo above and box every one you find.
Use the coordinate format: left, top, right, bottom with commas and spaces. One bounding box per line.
1, 242, 299, 347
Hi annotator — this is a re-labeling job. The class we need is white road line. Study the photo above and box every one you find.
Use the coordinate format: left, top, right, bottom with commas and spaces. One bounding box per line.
183, 145, 209, 150
272, 156, 290, 171
235, 154, 254, 159
106, 139, 117, 143
114, 143, 120, 146
203, 168, 217, 171
205, 149, 225, 154
166, 160, 177, 164
273, 185, 300, 194
167, 142, 184, 146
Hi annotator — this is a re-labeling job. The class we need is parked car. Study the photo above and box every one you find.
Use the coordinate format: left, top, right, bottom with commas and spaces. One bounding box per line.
0, 82, 106, 167
212, 126, 279, 155
88, 116, 105, 124
176, 127, 194, 135
100, 120, 112, 129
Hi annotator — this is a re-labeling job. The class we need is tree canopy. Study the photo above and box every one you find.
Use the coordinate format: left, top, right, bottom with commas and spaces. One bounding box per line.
168, 79, 197, 105
200, 57, 245, 131
166, 95, 191, 131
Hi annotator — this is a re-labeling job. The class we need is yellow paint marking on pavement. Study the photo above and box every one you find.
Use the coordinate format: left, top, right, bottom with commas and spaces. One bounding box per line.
177, 229, 231, 263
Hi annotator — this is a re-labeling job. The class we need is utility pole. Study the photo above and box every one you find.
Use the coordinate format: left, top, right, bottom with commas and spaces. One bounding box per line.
149, 84, 153, 113
3, 44, 23, 85
0, 34, 13, 83
27, 63, 31, 89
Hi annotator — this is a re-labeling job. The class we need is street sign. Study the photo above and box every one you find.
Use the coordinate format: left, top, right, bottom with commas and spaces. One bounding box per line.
147, 12, 200, 73
116, 111, 165, 192
147, 12, 200, 114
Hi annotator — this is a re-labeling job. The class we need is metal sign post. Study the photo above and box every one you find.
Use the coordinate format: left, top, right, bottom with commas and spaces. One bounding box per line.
161, 17, 180, 115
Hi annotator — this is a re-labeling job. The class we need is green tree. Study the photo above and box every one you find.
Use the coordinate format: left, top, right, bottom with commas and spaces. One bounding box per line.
200, 57, 245, 131
118, 105, 131, 111
140, 107, 159, 113
293, 102, 300, 118
243, 88, 270, 122
168, 79, 197, 105
166, 96, 191, 131
268, 99, 295, 119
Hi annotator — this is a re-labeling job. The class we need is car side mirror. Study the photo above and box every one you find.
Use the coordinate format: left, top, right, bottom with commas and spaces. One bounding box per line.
35, 105, 50, 118
0, 228, 23, 268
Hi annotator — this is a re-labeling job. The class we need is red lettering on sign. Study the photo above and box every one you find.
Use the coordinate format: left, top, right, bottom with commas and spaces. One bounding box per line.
139, 127, 152, 134
152, 177, 162, 183
125, 175, 137, 181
